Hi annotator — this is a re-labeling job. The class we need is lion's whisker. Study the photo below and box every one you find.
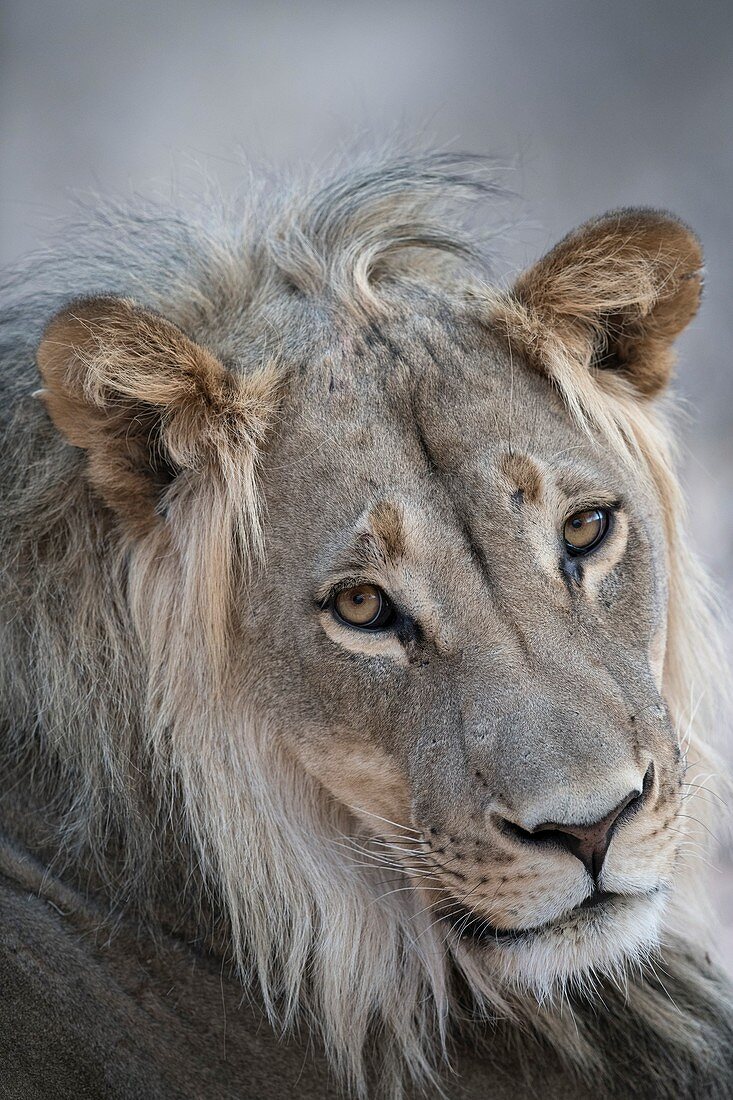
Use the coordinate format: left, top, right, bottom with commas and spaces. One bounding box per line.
343, 805, 422, 837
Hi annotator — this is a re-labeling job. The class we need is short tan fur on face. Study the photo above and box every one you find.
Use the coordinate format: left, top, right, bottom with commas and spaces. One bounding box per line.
498, 452, 544, 505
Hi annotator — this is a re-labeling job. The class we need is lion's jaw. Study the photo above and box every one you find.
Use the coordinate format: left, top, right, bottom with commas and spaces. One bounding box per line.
443, 882, 668, 993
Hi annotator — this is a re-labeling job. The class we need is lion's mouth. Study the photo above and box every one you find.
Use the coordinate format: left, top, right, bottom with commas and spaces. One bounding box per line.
442, 889, 657, 947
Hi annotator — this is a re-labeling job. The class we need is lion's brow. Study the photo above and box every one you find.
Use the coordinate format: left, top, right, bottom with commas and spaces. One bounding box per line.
317, 502, 406, 593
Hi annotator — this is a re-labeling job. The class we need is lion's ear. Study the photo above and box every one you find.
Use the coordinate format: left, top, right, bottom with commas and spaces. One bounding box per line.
37, 296, 278, 537
502, 209, 703, 398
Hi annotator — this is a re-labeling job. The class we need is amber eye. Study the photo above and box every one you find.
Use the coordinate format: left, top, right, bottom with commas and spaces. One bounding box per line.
333, 584, 395, 629
563, 507, 610, 554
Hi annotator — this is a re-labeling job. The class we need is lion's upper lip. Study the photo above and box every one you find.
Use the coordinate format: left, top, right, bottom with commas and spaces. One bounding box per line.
443, 889, 639, 945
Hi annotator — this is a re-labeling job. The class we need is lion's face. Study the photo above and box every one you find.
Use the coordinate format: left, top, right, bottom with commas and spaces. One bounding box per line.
249, 316, 682, 990
36, 197, 703, 1007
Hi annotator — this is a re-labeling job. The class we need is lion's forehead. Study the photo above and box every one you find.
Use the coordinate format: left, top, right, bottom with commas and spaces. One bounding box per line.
256, 309, 667, 705
266, 311, 636, 539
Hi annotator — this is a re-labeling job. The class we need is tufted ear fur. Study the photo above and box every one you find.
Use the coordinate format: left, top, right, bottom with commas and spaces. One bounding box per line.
495, 209, 703, 399
36, 297, 279, 540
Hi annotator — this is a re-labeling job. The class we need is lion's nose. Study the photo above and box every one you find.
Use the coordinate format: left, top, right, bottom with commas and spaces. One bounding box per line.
499, 764, 653, 881
528, 788, 641, 879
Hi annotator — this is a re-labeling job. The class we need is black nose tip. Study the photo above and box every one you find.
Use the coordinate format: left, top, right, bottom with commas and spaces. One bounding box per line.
503, 764, 653, 882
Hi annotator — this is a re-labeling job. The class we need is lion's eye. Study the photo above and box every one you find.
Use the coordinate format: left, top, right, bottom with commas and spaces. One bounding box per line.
333, 584, 395, 629
563, 508, 610, 554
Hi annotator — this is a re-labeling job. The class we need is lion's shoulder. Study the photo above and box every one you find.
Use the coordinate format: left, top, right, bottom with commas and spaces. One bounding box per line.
0, 836, 344, 1100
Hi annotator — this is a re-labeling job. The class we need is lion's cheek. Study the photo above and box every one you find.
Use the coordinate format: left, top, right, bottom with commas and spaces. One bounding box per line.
291, 739, 413, 827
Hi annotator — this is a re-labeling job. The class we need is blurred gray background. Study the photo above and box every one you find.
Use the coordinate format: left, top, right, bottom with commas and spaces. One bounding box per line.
1, 0, 731, 964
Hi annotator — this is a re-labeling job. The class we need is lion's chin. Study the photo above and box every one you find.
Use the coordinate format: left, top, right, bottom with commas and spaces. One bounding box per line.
450, 890, 667, 997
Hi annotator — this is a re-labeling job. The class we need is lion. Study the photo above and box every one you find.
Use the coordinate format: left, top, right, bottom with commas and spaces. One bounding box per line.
1, 152, 732, 1100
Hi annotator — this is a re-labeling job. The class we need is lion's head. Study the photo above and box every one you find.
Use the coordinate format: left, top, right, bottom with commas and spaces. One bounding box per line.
1, 154, 729, 1095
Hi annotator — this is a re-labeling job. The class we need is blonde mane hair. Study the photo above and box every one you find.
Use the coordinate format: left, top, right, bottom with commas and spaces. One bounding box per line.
0, 153, 729, 1097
